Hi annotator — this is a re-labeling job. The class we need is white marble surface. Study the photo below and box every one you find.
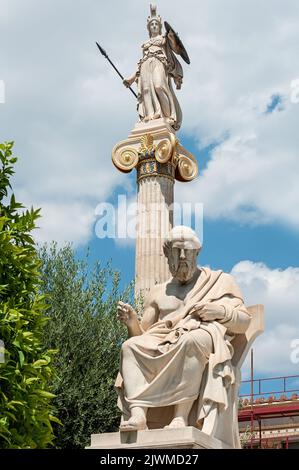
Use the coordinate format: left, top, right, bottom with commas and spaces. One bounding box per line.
87, 426, 232, 449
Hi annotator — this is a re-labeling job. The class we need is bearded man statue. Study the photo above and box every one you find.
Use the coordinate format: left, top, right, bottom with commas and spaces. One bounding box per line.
115, 226, 251, 447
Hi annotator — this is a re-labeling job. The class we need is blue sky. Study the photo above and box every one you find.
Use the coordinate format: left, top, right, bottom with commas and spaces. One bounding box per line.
78, 133, 299, 290
78, 128, 299, 292
1, 0, 299, 380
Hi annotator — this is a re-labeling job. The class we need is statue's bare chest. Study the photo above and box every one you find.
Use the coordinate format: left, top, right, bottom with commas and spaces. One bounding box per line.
154, 274, 201, 320
156, 289, 191, 319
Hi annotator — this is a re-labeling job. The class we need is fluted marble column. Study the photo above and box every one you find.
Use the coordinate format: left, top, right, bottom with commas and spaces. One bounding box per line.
135, 169, 174, 297
111, 118, 198, 300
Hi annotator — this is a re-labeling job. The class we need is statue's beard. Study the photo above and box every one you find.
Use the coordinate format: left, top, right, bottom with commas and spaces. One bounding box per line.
170, 261, 195, 283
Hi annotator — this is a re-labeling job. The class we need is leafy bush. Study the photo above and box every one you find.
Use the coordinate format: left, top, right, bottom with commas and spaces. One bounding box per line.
39, 243, 133, 448
0, 142, 57, 448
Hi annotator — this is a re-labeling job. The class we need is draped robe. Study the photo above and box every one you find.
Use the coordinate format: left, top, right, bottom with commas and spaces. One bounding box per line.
136, 34, 183, 130
115, 267, 251, 447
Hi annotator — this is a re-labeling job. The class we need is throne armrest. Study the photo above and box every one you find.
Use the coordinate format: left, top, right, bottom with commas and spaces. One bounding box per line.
231, 304, 264, 369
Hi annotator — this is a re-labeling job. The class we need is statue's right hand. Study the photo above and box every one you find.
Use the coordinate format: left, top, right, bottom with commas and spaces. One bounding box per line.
117, 301, 138, 326
123, 75, 136, 88
123, 78, 132, 88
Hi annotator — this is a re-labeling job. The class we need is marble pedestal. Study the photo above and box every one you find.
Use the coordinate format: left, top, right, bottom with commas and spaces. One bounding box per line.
87, 427, 232, 449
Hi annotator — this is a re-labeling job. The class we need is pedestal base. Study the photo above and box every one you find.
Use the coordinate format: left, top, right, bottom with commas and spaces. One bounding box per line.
87, 426, 232, 449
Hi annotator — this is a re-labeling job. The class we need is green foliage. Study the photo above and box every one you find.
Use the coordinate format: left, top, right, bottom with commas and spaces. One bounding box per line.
39, 243, 133, 448
240, 425, 255, 448
0, 142, 57, 448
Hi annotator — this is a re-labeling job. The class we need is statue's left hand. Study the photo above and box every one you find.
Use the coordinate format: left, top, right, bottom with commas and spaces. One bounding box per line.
174, 77, 182, 90
189, 302, 226, 322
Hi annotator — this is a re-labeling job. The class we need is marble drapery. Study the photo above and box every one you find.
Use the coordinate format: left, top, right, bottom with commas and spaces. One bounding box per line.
115, 267, 251, 445
136, 35, 183, 130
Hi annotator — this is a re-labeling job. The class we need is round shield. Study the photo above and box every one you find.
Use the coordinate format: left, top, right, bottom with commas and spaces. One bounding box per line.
164, 21, 190, 65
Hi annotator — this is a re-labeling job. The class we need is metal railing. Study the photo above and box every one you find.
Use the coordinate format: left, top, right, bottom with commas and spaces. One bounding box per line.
239, 374, 299, 401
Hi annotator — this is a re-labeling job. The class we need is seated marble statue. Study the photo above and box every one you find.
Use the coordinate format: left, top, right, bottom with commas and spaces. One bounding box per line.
115, 226, 251, 438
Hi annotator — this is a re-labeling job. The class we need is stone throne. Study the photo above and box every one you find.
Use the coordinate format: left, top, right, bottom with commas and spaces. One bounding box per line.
145, 304, 264, 448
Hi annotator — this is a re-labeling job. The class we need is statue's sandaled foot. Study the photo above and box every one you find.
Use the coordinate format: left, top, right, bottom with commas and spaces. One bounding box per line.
152, 112, 161, 119
164, 417, 187, 429
166, 117, 175, 125
119, 416, 148, 432
145, 113, 161, 121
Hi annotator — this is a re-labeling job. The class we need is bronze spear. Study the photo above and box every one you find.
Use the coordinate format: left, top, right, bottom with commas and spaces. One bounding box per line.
95, 42, 138, 99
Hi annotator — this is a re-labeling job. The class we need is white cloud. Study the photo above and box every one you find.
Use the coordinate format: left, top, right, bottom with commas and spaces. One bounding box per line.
34, 201, 96, 248
0, 0, 138, 246
174, 0, 299, 230
176, 99, 299, 230
232, 261, 299, 378
0, 0, 299, 244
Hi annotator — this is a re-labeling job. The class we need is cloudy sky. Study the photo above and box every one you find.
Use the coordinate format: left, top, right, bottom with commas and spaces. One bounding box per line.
1, 0, 299, 385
